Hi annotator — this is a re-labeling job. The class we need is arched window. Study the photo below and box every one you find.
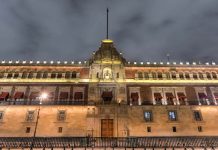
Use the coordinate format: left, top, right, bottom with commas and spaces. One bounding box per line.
212, 72, 217, 79
206, 72, 212, 80
198, 72, 204, 79
193, 72, 198, 80
152, 72, 157, 79
171, 72, 176, 80
42, 72, 48, 78
71, 71, 77, 78
166, 72, 171, 79
185, 72, 190, 79
138, 72, 143, 79
96, 72, 99, 78
36, 72, 42, 79
65, 72, 71, 79
157, 72, 162, 79
28, 72, 33, 79
144, 72, 149, 79
51, 72, 56, 79
179, 72, 184, 80
21, 72, 27, 79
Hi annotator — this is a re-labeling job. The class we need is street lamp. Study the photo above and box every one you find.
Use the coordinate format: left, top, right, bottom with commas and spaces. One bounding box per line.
30, 92, 48, 149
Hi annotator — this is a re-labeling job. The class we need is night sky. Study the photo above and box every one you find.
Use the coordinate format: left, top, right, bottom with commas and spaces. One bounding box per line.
0, 0, 218, 62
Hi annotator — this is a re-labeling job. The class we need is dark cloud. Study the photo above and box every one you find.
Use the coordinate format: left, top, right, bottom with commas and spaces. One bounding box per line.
0, 0, 218, 62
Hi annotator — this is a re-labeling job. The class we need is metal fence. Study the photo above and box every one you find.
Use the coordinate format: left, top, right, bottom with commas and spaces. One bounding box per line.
0, 137, 217, 149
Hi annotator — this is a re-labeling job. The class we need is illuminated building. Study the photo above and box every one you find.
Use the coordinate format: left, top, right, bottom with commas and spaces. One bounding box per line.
0, 38, 218, 149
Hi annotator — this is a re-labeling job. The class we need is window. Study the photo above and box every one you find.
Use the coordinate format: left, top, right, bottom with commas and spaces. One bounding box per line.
57, 73, 62, 78
206, 72, 212, 80
0, 111, 4, 121
212, 72, 217, 79
28, 72, 33, 79
22, 72, 28, 79
144, 111, 152, 122
26, 127, 31, 133
193, 110, 202, 121
198, 126, 202, 132
0, 72, 4, 78
42, 72, 48, 78
172, 126, 177, 132
193, 73, 198, 80
147, 127, 151, 132
51, 72, 56, 79
185, 72, 190, 79
58, 127, 63, 133
71, 72, 77, 78
168, 111, 177, 121
57, 110, 66, 121
179, 73, 184, 79
157, 72, 162, 79
166, 72, 171, 79
138, 72, 143, 79
7, 73, 13, 79
36, 72, 42, 79
152, 72, 157, 79
14, 72, 19, 79
144, 72, 149, 80
96, 72, 99, 78
171, 72, 176, 80
116, 73, 119, 78
26, 111, 35, 122
198, 72, 204, 79
65, 72, 71, 79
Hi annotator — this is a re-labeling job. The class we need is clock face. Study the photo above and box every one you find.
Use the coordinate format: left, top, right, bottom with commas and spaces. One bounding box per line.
103, 67, 112, 79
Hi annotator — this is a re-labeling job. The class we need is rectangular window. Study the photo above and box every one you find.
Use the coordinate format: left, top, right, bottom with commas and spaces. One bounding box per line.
172, 126, 177, 132
168, 111, 177, 121
57, 110, 66, 121
116, 73, 119, 78
198, 126, 203, 132
26, 127, 31, 133
58, 127, 63, 133
147, 127, 151, 132
144, 111, 152, 122
26, 111, 35, 122
193, 111, 202, 121
0, 111, 4, 121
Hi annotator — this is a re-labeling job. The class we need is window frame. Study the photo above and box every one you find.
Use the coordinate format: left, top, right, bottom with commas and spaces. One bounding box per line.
144, 111, 153, 122
168, 110, 177, 121
26, 110, 35, 122
0, 111, 4, 121
193, 110, 203, 121
57, 110, 66, 121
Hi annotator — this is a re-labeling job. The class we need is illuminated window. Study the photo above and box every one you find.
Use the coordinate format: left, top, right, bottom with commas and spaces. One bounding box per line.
57, 110, 66, 121
26, 111, 35, 122
144, 111, 152, 122
168, 111, 177, 121
193, 110, 202, 121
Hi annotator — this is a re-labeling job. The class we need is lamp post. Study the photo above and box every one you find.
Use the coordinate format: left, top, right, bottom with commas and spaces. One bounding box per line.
30, 92, 48, 150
